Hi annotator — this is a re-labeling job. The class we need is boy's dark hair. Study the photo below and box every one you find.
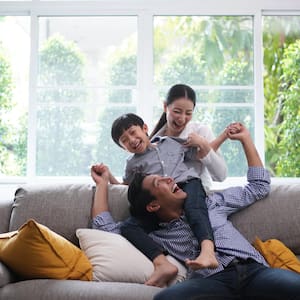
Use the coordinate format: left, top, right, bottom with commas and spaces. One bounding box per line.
111, 113, 144, 147
127, 173, 156, 218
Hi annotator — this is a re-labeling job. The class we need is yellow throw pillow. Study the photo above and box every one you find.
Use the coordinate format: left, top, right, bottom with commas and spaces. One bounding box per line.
0, 219, 92, 280
253, 237, 300, 273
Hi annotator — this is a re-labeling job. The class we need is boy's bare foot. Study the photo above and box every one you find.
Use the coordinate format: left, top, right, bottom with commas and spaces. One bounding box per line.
185, 240, 218, 270
185, 251, 219, 270
145, 255, 178, 287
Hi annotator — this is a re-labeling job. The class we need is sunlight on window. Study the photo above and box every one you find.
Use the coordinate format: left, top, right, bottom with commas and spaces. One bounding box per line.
0, 16, 29, 176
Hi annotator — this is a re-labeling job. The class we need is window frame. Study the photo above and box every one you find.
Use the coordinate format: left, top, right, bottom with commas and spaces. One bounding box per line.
0, 0, 299, 188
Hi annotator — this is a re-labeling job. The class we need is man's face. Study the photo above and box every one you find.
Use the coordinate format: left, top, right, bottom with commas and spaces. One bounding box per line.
118, 124, 150, 154
142, 175, 187, 210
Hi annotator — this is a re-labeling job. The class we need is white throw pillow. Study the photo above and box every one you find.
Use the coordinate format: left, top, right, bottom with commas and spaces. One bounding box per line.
76, 228, 187, 285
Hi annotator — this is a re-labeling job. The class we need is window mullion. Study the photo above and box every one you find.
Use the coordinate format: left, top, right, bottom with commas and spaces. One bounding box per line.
27, 10, 39, 180
137, 11, 154, 126
253, 11, 265, 164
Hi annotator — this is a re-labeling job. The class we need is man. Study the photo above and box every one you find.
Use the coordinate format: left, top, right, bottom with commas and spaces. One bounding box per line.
91, 124, 300, 299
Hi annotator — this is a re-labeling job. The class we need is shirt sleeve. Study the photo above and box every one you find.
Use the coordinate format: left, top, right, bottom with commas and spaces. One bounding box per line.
207, 167, 271, 215
92, 211, 122, 234
200, 149, 227, 181
185, 123, 228, 182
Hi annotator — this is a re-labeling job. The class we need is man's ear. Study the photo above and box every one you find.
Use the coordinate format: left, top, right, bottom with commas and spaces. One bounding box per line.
146, 201, 160, 213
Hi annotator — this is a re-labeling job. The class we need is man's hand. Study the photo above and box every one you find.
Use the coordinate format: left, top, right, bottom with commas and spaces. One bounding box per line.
91, 163, 110, 185
226, 122, 262, 167
226, 122, 250, 143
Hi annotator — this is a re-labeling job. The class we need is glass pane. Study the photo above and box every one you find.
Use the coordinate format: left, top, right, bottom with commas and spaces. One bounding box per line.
153, 16, 254, 177
194, 106, 254, 177
263, 15, 300, 177
154, 16, 253, 86
0, 16, 30, 177
37, 16, 137, 176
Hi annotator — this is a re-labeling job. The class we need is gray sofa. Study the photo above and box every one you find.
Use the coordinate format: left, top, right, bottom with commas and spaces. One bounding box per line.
0, 181, 299, 300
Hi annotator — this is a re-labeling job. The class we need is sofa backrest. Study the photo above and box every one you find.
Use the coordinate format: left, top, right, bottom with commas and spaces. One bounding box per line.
230, 183, 300, 255
8, 183, 130, 246
0, 198, 13, 233
4, 182, 300, 255
9, 184, 95, 245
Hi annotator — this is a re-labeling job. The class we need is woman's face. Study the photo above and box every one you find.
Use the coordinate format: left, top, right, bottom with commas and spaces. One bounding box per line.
164, 97, 194, 136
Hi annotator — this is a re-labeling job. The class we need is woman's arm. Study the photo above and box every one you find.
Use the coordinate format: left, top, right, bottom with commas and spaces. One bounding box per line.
183, 124, 228, 182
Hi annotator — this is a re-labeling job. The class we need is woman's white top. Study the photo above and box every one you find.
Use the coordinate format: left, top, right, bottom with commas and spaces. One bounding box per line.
154, 122, 227, 191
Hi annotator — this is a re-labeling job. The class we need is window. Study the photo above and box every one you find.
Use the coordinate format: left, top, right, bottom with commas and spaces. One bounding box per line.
36, 16, 137, 176
0, 0, 299, 185
263, 15, 300, 177
0, 16, 30, 177
154, 16, 254, 176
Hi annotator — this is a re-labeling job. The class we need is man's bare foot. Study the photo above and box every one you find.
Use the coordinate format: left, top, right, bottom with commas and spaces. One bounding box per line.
185, 251, 219, 270
145, 255, 178, 287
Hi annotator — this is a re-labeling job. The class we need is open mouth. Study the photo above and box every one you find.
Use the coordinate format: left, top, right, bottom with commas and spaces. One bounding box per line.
132, 140, 142, 151
172, 183, 180, 193
172, 121, 184, 130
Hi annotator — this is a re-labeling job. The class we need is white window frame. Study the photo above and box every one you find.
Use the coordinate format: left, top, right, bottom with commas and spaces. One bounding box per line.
0, 0, 299, 196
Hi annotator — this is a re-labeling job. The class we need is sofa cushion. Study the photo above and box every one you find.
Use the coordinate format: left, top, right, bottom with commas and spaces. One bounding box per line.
0, 219, 92, 280
230, 183, 300, 254
76, 228, 187, 285
10, 183, 95, 245
253, 237, 300, 273
0, 280, 162, 300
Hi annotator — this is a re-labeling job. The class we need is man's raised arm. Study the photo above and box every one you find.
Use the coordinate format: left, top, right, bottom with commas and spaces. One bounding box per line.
227, 123, 263, 167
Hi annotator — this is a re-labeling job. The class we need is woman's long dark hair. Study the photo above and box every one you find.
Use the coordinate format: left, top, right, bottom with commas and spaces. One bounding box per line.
149, 84, 196, 139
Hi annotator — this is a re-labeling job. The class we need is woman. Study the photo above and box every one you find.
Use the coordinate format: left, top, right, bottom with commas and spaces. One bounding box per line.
150, 83, 227, 191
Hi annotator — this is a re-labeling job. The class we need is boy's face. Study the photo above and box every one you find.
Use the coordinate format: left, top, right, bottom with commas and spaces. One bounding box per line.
119, 124, 150, 154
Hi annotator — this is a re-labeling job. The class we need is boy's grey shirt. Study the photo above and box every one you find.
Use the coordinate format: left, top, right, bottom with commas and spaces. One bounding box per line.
123, 136, 201, 184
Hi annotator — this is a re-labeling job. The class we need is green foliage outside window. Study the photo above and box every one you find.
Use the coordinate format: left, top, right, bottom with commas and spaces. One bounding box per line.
0, 16, 299, 178
0, 48, 13, 174
275, 41, 300, 176
94, 52, 137, 175
154, 16, 254, 176
37, 34, 89, 175
0, 46, 27, 176
263, 16, 300, 177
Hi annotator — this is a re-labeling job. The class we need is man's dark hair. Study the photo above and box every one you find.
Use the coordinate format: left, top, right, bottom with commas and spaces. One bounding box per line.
127, 173, 156, 218
111, 113, 144, 148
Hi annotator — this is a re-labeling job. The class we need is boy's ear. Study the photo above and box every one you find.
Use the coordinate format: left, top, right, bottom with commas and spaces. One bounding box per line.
142, 123, 148, 133
146, 201, 160, 213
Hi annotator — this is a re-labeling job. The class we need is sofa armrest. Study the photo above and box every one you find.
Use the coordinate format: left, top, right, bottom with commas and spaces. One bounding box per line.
0, 262, 16, 287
